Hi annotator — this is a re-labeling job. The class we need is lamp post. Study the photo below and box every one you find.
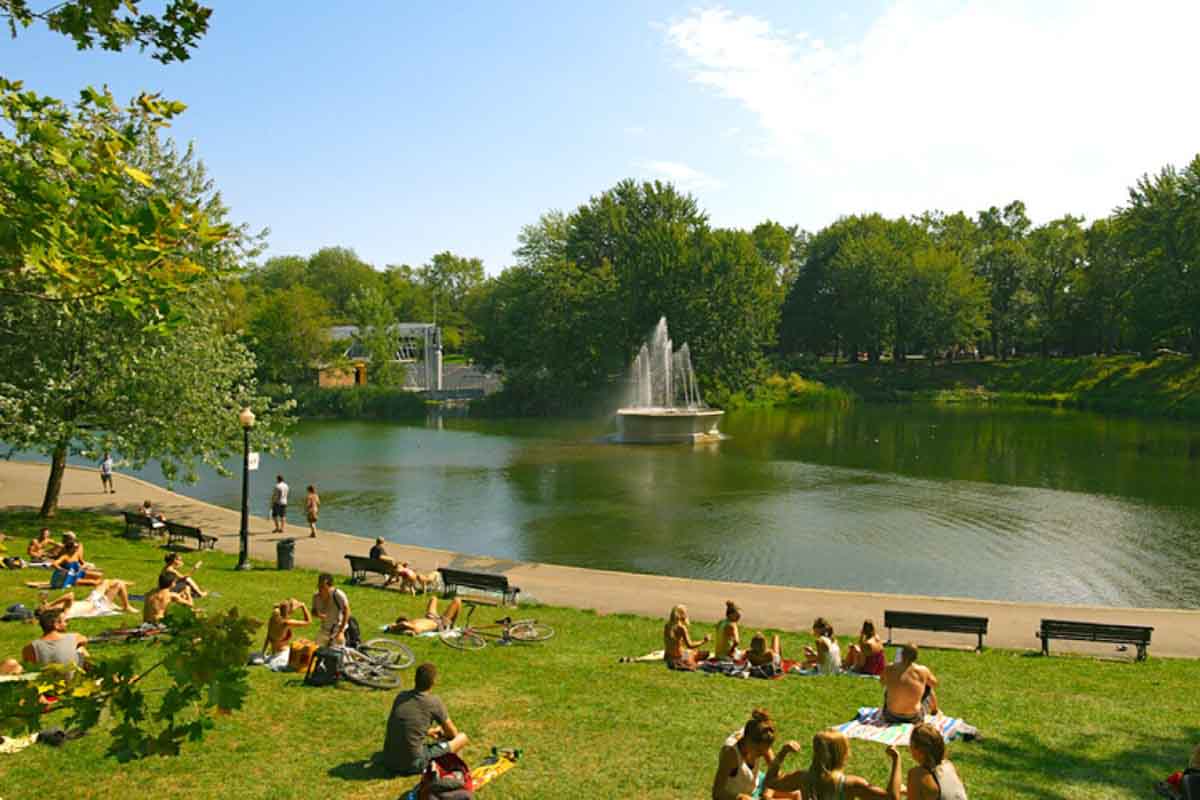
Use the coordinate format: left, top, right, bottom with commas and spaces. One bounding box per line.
236, 407, 255, 571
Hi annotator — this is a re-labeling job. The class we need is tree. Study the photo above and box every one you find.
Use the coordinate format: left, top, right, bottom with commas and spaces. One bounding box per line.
975, 202, 1033, 358
247, 285, 334, 386
1027, 215, 1086, 356
347, 286, 406, 387
305, 246, 380, 320
0, 606, 259, 760
1, 0, 211, 63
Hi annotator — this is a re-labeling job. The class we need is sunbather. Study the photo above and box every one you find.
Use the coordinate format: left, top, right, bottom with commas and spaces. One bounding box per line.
38, 579, 134, 619
714, 600, 742, 660
143, 572, 193, 624
802, 618, 841, 674
27, 528, 59, 561
904, 723, 968, 800
386, 596, 462, 635
162, 553, 206, 599
801, 730, 902, 799
664, 604, 710, 670
21, 608, 89, 669
266, 598, 312, 655
746, 632, 783, 674
882, 644, 939, 723
711, 708, 805, 800
49, 533, 103, 587
846, 620, 886, 676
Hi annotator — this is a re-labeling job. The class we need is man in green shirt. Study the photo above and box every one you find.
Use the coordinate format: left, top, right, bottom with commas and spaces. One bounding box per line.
382, 662, 469, 775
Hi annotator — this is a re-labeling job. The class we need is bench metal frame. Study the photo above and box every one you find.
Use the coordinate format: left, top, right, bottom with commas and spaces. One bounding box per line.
1037, 618, 1152, 661
344, 555, 395, 585
164, 521, 216, 550
884, 609, 989, 652
438, 567, 520, 606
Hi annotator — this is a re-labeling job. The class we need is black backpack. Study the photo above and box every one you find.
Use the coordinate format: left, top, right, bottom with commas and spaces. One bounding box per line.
1182, 769, 1200, 800
304, 647, 343, 687
345, 616, 362, 650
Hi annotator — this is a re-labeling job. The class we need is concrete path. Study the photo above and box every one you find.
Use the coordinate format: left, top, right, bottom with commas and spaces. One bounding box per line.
3, 460, 1198, 658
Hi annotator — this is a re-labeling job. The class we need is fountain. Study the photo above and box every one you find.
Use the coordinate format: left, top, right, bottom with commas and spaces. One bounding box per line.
615, 317, 724, 443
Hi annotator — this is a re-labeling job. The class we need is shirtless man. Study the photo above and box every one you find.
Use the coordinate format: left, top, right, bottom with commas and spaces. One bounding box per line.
265, 598, 312, 655
27, 528, 59, 560
39, 579, 135, 619
714, 600, 742, 660
386, 596, 462, 635
143, 572, 194, 625
882, 643, 939, 723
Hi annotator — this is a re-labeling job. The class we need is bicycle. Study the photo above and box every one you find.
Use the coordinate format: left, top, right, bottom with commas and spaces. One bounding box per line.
439, 603, 554, 651
88, 624, 170, 647
339, 638, 415, 689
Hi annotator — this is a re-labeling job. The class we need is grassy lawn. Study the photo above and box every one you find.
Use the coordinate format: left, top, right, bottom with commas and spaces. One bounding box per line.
0, 510, 1195, 799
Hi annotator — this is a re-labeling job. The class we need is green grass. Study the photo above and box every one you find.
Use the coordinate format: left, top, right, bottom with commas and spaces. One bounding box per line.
0, 511, 1195, 799
802, 354, 1200, 419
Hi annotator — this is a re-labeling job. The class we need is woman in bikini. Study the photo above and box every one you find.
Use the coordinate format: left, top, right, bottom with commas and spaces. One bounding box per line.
714, 600, 742, 660
663, 604, 710, 670
711, 708, 806, 800
803, 730, 902, 800
802, 618, 842, 674
386, 596, 463, 635
845, 619, 886, 676
161, 553, 207, 599
903, 723, 968, 800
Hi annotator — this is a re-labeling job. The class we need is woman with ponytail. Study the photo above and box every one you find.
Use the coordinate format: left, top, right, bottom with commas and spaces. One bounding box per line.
804, 730, 902, 800
711, 708, 806, 800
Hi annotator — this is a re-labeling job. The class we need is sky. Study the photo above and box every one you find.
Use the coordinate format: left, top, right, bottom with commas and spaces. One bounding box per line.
4, 1, 1200, 274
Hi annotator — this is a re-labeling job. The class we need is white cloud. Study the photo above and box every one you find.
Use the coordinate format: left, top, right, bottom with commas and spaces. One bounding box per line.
665, 2, 1200, 223
636, 160, 723, 191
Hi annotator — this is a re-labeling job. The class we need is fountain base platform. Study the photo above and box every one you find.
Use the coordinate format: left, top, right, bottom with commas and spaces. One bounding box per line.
614, 408, 724, 444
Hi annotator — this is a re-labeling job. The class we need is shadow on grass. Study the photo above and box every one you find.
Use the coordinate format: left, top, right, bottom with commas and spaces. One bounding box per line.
327, 754, 399, 782
973, 724, 1200, 798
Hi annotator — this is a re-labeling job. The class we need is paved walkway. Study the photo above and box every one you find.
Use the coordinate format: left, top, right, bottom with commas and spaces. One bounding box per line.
4, 460, 1199, 658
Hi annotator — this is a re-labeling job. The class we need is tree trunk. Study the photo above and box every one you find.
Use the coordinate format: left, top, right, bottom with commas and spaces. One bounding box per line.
40, 444, 68, 518
991, 330, 999, 360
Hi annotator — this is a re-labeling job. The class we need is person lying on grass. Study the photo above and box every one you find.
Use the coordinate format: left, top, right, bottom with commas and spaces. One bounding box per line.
882, 643, 939, 724
22, 608, 89, 670
903, 723, 969, 800
714, 600, 742, 660
712, 707, 806, 800
381, 662, 469, 776
845, 619, 886, 676
161, 552, 206, 599
386, 596, 462, 635
143, 572, 193, 624
39, 579, 136, 619
800, 730, 902, 800
664, 604, 710, 670
27, 528, 59, 561
802, 617, 841, 674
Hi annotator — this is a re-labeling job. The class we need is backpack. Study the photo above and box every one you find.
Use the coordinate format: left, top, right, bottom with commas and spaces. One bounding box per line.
2, 603, 34, 622
304, 646, 343, 687
345, 616, 362, 650
1182, 769, 1200, 800
420, 752, 475, 800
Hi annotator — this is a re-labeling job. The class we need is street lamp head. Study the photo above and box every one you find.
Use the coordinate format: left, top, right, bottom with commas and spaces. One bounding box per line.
238, 407, 256, 429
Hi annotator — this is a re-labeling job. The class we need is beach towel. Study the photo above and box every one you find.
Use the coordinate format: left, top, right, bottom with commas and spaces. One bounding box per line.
833, 707, 979, 746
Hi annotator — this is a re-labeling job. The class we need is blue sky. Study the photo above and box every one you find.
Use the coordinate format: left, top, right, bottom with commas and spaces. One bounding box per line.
5, 1, 1199, 273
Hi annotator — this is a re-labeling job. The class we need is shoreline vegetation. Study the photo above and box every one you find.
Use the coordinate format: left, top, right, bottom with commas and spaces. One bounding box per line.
0, 509, 1196, 799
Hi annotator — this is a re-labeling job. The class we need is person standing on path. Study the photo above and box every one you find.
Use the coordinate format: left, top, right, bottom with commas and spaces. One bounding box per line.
99, 452, 114, 494
305, 485, 320, 538
270, 475, 289, 534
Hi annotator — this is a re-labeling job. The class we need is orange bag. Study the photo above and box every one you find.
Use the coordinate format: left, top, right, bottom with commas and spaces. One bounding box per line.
288, 639, 318, 673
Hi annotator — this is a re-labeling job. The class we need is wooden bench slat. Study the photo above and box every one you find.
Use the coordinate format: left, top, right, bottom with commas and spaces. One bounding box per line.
164, 521, 216, 550
437, 567, 519, 606
344, 555, 397, 585
884, 609, 989, 651
1037, 618, 1152, 660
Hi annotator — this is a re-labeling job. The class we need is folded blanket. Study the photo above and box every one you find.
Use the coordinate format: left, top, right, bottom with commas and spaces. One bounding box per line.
833, 707, 979, 745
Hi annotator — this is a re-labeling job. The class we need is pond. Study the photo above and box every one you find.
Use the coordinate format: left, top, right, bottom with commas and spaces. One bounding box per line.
69, 404, 1200, 608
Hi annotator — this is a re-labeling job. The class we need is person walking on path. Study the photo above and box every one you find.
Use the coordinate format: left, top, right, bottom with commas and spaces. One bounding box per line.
270, 475, 289, 534
305, 485, 320, 538
99, 452, 114, 494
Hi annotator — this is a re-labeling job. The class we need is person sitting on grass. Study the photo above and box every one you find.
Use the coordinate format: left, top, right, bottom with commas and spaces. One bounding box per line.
711, 708, 806, 800
903, 723, 968, 800
882, 643, 939, 724
39, 579, 135, 619
746, 632, 784, 676
161, 552, 206, 599
49, 533, 103, 587
1157, 744, 1200, 800
143, 572, 193, 625
802, 618, 841, 674
263, 598, 312, 668
21, 608, 89, 670
381, 662, 469, 776
386, 596, 463, 635
801, 730, 902, 799
312, 572, 351, 647
664, 604, 710, 671
27, 528, 59, 561
845, 619, 886, 676
714, 600, 743, 661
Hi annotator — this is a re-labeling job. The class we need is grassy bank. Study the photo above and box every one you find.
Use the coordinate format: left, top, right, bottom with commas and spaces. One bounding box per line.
0, 510, 1196, 799
291, 386, 428, 420
799, 354, 1200, 419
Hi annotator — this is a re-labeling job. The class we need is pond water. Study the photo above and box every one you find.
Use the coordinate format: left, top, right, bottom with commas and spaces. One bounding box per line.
64, 405, 1200, 608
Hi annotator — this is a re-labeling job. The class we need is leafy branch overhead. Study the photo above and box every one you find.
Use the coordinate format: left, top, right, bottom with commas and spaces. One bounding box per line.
1, 0, 211, 63
0, 606, 260, 761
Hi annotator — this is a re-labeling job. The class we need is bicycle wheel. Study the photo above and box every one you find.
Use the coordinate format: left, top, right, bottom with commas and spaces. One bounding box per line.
440, 628, 486, 651
342, 659, 404, 690
508, 621, 554, 643
359, 639, 415, 670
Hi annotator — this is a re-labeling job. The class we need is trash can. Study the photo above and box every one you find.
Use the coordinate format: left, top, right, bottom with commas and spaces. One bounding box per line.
276, 538, 296, 571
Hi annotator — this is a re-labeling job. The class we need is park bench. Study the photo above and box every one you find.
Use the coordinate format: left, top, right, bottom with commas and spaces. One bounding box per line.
884, 609, 989, 652
345, 554, 395, 586
1037, 618, 1153, 661
164, 520, 217, 551
438, 567, 520, 606
122, 511, 161, 540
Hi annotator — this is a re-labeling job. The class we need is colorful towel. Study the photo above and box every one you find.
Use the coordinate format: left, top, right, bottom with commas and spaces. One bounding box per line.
833, 707, 978, 745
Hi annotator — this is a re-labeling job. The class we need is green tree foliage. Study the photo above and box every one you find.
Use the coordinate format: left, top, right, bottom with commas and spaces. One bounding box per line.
975, 202, 1034, 359
304, 246, 381, 320
1, 0, 211, 63
348, 286, 406, 387
419, 251, 484, 353
1027, 216, 1087, 356
0, 606, 259, 760
246, 285, 334, 386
